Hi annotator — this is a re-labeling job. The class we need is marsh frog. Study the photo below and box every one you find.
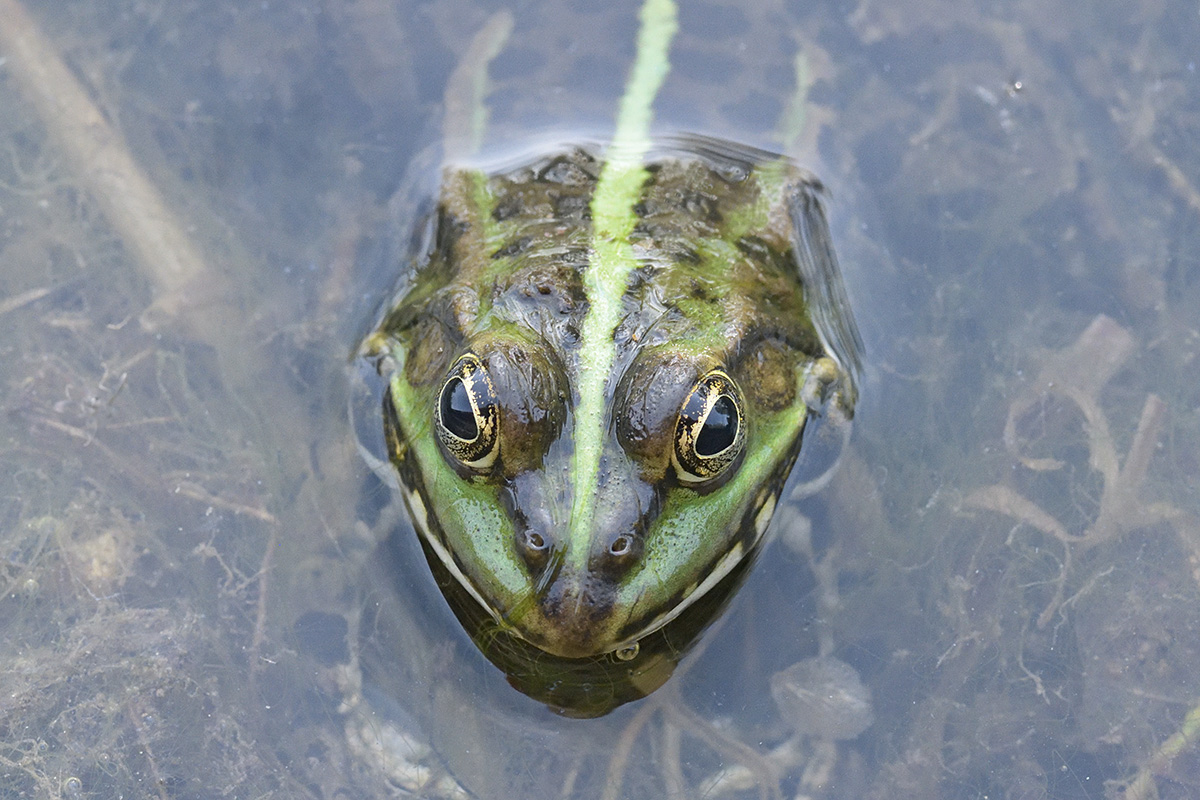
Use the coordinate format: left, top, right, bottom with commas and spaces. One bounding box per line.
358, 0, 861, 717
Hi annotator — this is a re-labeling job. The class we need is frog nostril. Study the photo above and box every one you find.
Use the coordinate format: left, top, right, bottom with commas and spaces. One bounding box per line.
609, 535, 632, 556
517, 528, 551, 572
601, 533, 643, 570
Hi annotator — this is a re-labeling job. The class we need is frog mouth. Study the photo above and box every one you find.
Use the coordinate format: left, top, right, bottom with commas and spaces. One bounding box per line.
392, 461, 749, 660
610, 538, 749, 651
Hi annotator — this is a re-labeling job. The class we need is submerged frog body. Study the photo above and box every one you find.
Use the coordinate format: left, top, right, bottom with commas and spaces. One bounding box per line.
363, 135, 859, 713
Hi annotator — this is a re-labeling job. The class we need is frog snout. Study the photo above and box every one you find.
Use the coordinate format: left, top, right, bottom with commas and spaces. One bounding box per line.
525, 571, 620, 659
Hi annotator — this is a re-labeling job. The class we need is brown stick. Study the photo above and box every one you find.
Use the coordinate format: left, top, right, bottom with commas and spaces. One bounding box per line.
0, 0, 225, 333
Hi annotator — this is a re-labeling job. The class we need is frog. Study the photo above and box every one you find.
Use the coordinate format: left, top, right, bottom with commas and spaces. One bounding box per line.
357, 0, 861, 717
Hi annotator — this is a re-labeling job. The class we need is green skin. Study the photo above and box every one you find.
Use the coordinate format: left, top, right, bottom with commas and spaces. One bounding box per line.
372, 140, 842, 659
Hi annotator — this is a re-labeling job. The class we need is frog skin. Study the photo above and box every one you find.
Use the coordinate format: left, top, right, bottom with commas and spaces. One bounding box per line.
366, 136, 855, 650
358, 0, 860, 714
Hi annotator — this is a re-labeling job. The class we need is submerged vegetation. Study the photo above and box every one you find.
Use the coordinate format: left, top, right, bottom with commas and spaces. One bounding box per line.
0, 0, 1197, 797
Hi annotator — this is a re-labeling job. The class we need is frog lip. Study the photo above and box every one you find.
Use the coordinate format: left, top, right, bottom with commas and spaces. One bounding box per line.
517, 572, 621, 659
519, 534, 752, 659
415, 511, 622, 659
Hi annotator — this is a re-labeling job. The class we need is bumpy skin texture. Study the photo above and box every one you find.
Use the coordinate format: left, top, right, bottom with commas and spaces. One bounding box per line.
376, 136, 845, 660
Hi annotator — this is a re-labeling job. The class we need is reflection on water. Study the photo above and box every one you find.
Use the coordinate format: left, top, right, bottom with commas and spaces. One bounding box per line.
0, 0, 1197, 798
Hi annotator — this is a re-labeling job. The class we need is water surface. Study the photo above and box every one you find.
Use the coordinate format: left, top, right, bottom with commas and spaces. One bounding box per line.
1, 1, 1197, 798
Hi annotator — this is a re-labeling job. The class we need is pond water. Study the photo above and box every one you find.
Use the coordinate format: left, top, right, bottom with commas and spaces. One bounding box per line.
1, 1, 1198, 798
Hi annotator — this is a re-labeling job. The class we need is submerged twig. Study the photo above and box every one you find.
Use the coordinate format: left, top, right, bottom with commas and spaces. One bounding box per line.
966, 318, 1180, 628
1002, 315, 1135, 472
1118, 704, 1200, 800
249, 522, 280, 677
666, 698, 780, 800
0, 286, 51, 316
965, 485, 1075, 544
601, 696, 660, 800
33, 414, 277, 523
441, 11, 513, 161
0, 0, 225, 333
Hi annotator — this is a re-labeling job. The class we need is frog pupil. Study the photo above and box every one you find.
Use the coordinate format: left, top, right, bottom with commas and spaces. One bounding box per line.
696, 395, 737, 456
441, 378, 478, 440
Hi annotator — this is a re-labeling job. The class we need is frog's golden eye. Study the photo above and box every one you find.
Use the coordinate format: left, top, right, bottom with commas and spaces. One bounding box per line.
673, 369, 745, 485
435, 354, 499, 471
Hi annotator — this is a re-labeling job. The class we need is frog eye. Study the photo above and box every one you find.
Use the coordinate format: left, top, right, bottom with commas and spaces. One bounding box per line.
672, 369, 746, 485
435, 354, 499, 471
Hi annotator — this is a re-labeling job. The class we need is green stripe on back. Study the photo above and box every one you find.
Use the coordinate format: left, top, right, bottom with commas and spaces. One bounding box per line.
568, 0, 678, 562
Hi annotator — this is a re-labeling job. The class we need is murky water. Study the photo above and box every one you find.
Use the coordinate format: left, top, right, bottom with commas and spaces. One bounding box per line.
1, 1, 1197, 798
